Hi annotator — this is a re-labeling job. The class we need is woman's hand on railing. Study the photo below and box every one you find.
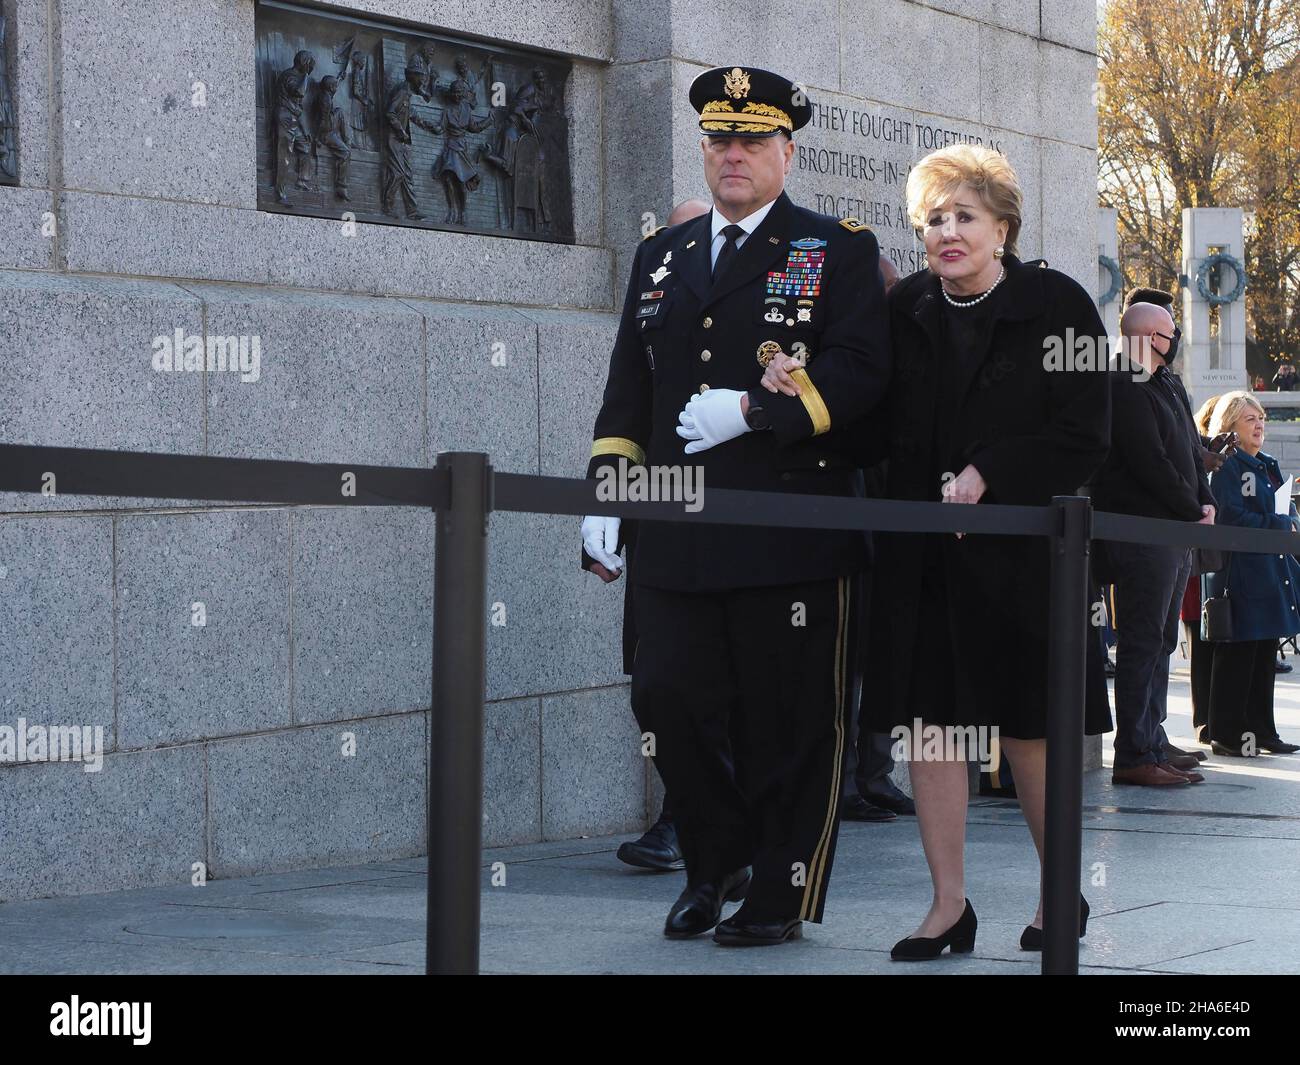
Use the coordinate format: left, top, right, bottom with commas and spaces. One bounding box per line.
942, 465, 987, 505
942, 464, 987, 539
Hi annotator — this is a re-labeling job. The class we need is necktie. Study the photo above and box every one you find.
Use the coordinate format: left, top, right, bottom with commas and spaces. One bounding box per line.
712, 224, 744, 283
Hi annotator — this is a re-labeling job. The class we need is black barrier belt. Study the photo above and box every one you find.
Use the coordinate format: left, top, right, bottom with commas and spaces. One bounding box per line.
0, 444, 440, 508
1092, 509, 1300, 555
2, 442, 1299, 556
493, 472, 1057, 534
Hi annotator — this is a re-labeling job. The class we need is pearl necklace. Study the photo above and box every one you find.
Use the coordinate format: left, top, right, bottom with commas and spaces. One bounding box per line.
941, 266, 1006, 307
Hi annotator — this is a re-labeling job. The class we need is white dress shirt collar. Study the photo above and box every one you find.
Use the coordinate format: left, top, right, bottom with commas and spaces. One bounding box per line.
711, 198, 778, 243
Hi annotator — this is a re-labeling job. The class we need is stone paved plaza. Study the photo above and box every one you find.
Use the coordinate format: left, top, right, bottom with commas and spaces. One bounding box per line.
4, 651, 1297, 975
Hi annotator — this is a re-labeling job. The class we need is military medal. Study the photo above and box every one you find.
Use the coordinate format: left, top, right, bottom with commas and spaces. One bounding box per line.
756, 340, 784, 367
650, 266, 671, 284
662, 251, 672, 264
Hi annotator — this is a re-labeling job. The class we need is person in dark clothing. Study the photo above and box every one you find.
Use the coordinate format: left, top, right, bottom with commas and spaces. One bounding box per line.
1271, 364, 1298, 392
584, 66, 892, 947
841, 255, 917, 823
610, 199, 713, 873
1186, 394, 1228, 744
1203, 392, 1300, 756
1092, 302, 1216, 785
1181, 576, 1212, 739
765, 143, 1112, 957
1119, 289, 1229, 763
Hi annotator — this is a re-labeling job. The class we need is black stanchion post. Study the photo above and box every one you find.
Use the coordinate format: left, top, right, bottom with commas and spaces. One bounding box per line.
428, 452, 492, 975
1043, 494, 1091, 975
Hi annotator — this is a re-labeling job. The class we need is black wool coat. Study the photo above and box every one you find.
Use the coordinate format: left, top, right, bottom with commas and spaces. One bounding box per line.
861, 256, 1114, 739
1090, 366, 1214, 523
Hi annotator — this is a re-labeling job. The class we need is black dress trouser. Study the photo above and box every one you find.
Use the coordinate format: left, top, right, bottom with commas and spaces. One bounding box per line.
843, 570, 897, 799
1208, 638, 1278, 749
1109, 543, 1190, 768
631, 575, 854, 924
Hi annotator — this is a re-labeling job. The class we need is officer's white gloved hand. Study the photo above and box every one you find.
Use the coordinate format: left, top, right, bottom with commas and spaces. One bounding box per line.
675, 388, 751, 455
581, 515, 623, 572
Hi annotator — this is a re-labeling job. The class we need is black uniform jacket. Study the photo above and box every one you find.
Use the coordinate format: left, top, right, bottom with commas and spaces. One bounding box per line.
584, 191, 891, 592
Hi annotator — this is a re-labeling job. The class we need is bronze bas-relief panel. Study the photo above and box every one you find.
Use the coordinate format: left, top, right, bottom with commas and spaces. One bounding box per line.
0, 11, 16, 186
256, 1, 574, 243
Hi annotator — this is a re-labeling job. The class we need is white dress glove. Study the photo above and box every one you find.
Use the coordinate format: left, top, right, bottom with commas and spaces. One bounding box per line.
675, 388, 751, 455
581, 515, 623, 572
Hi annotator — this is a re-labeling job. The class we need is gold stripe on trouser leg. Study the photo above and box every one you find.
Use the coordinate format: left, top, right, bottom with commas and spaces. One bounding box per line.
800, 576, 849, 921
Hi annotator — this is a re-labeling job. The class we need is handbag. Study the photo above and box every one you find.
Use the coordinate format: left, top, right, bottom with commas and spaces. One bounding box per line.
1201, 555, 1234, 642
1194, 547, 1226, 575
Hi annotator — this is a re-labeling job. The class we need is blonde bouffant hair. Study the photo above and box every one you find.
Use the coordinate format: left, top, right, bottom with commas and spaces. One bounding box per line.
906, 144, 1023, 257
1209, 390, 1265, 439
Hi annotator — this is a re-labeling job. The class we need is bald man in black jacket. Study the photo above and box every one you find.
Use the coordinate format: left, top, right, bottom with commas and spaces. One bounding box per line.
1093, 302, 1216, 786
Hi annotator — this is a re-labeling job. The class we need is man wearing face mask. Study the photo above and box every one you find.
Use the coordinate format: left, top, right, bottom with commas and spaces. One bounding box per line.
1125, 288, 1236, 473
1092, 301, 1217, 785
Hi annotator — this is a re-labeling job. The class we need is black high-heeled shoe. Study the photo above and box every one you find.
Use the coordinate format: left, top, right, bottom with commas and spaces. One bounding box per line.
1020, 895, 1089, 951
890, 899, 977, 961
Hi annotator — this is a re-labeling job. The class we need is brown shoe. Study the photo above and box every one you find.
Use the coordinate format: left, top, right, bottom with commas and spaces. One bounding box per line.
1166, 752, 1203, 770
1113, 763, 1189, 786
1160, 762, 1204, 783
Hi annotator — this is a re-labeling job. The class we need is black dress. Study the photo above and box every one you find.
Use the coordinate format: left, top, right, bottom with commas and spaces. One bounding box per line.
906, 295, 994, 726
864, 258, 1113, 741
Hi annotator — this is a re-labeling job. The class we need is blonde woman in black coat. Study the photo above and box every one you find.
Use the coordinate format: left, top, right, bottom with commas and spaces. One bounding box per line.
763, 145, 1112, 958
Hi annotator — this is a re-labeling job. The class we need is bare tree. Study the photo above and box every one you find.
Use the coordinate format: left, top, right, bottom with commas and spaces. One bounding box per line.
1098, 0, 1300, 377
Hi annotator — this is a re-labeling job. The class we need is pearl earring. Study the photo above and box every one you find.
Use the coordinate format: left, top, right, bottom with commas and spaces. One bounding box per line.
994, 246, 1005, 258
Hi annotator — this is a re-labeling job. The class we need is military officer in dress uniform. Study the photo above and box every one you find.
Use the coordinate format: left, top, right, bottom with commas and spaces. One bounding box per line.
580, 65, 891, 946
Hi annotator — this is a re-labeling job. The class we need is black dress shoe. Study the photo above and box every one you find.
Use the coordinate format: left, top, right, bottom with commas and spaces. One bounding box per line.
890, 899, 977, 960
1259, 737, 1300, 754
1163, 742, 1207, 763
862, 783, 917, 816
663, 867, 751, 939
1211, 740, 1254, 758
1020, 895, 1089, 951
842, 794, 897, 822
617, 816, 686, 871
714, 914, 803, 947
1277, 659, 1293, 674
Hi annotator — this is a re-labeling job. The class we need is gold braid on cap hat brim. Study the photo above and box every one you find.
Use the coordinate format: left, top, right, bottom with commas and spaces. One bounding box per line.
700, 100, 793, 133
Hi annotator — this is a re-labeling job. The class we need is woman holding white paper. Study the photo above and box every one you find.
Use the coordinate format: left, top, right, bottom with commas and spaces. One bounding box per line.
1203, 391, 1300, 756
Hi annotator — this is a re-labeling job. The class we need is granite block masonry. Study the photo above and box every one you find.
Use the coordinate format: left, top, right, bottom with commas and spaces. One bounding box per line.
0, 0, 1101, 901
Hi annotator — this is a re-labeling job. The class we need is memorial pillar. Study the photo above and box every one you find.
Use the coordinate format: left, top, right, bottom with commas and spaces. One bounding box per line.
1180, 207, 1249, 412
